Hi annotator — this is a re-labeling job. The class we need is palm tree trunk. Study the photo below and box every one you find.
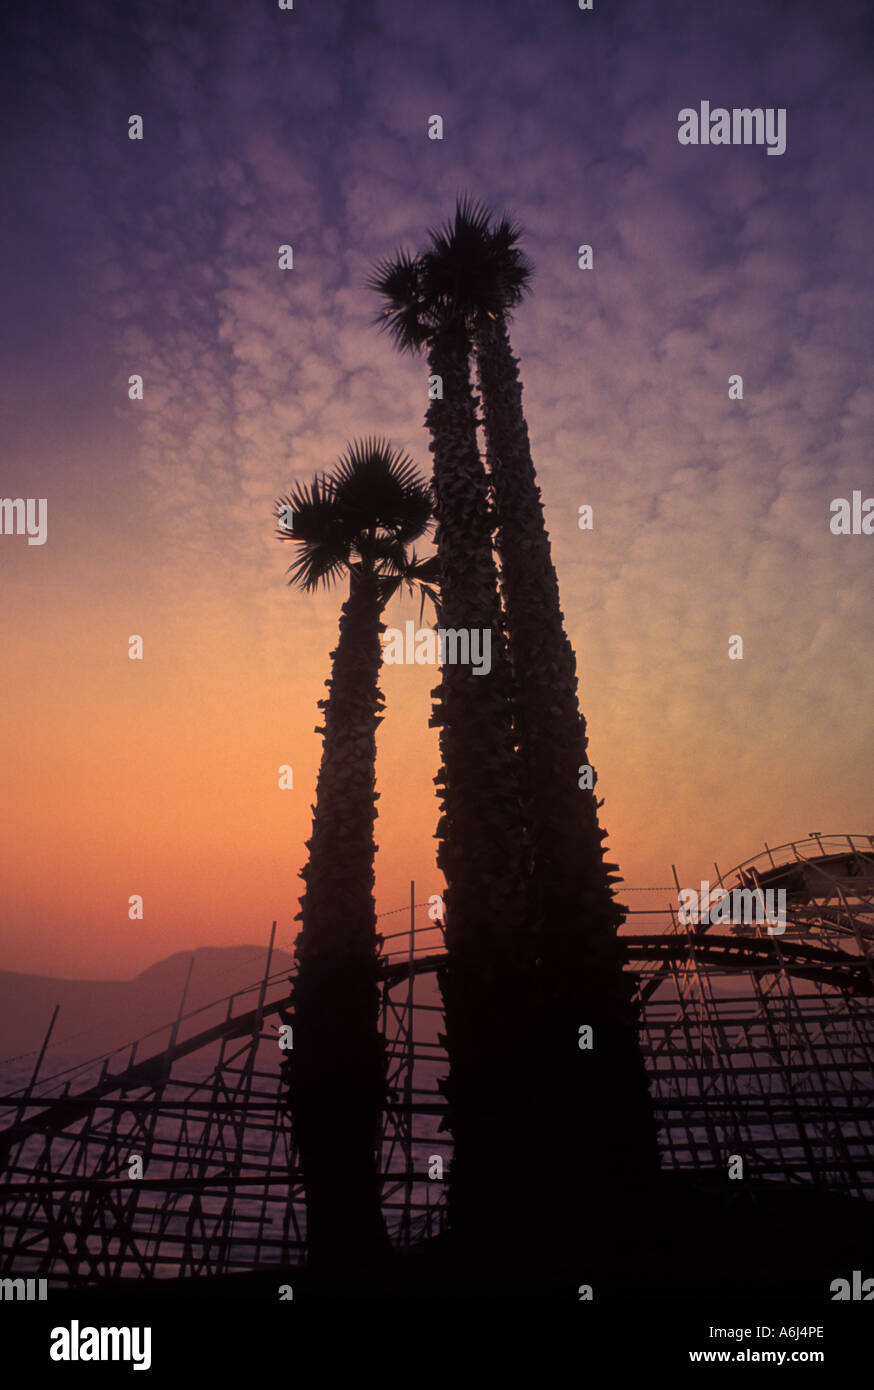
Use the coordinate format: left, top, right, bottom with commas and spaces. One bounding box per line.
285, 567, 391, 1273
474, 316, 660, 1225
424, 322, 533, 1256
426, 322, 527, 958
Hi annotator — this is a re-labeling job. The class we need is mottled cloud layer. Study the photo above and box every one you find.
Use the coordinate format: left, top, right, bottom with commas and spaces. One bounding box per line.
1, 0, 871, 975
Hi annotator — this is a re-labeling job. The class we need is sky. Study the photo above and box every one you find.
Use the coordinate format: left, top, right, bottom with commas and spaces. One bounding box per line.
0, 0, 872, 980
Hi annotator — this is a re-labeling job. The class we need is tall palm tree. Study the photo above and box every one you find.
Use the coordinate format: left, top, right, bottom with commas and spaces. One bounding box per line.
368, 239, 532, 1255
275, 439, 438, 1275
371, 202, 659, 1261
444, 200, 661, 1215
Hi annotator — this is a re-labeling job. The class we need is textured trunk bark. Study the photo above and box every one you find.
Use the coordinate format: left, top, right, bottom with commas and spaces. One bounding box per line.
285, 568, 391, 1273
426, 323, 527, 961
474, 316, 660, 1230
425, 322, 532, 1254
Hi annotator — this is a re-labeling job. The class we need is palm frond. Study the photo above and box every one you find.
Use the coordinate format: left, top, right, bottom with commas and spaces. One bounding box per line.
276, 440, 435, 596
399, 552, 441, 584
420, 195, 534, 327
489, 215, 534, 308
275, 475, 353, 592
376, 550, 440, 618
332, 438, 433, 542
365, 250, 431, 352
375, 573, 405, 607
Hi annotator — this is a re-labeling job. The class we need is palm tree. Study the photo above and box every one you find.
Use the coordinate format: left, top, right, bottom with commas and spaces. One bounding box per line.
368, 237, 532, 1255
371, 202, 660, 1261
450, 199, 661, 1215
275, 439, 438, 1275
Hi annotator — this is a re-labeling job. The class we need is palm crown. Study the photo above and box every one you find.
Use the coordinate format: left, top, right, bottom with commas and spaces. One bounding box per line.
367, 197, 534, 352
275, 438, 439, 609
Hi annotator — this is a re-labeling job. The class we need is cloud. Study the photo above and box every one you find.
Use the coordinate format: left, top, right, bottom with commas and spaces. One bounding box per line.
2, 0, 872, 972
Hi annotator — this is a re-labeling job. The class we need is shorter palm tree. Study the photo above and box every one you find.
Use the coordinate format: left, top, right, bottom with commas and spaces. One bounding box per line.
275, 439, 437, 1274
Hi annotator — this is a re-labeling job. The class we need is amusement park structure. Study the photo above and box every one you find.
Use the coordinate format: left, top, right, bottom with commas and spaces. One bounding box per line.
1, 834, 873, 1287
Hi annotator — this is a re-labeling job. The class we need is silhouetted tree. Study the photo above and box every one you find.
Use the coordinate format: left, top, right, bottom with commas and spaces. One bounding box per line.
370, 201, 659, 1262
276, 439, 437, 1273
466, 202, 661, 1212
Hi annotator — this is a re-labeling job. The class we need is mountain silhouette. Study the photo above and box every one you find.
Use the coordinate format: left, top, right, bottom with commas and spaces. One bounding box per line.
0, 946, 294, 1064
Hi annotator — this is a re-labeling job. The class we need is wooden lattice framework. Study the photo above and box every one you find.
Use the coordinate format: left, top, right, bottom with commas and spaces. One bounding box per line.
1, 835, 873, 1287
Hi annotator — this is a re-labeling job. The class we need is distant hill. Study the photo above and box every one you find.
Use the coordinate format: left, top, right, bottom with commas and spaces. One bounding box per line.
0, 945, 295, 1065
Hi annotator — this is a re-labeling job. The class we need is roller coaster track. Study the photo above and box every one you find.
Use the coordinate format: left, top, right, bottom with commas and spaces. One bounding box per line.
1, 836, 873, 1284
2, 932, 871, 1155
